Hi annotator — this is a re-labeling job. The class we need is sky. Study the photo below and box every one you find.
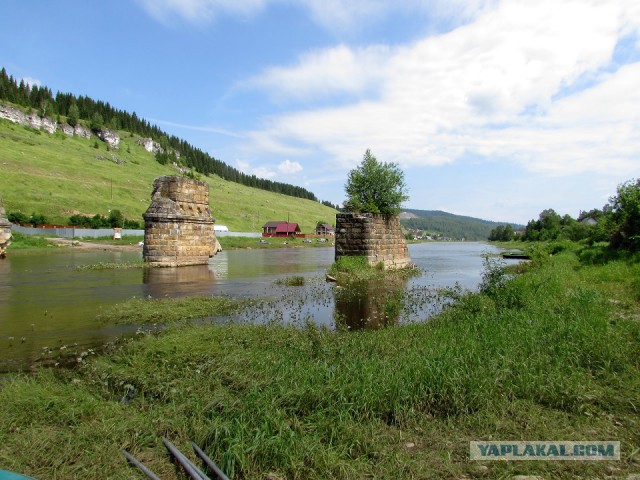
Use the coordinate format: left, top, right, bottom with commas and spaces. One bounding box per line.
1, 0, 639, 225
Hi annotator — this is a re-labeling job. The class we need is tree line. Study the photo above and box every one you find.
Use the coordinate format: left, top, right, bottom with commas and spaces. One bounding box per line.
489, 178, 640, 251
8, 210, 141, 229
0, 68, 319, 202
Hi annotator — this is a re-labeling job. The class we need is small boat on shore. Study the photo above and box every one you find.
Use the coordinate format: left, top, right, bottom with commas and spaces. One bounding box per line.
502, 251, 530, 260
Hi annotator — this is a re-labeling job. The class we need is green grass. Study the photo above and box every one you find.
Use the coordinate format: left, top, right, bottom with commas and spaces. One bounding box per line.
218, 236, 332, 250
0, 247, 639, 479
95, 296, 248, 325
78, 235, 145, 244
328, 255, 418, 285
5, 231, 56, 250
0, 117, 337, 233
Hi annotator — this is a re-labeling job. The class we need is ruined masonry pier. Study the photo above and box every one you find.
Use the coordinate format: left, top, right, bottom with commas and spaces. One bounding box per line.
335, 212, 410, 269
143, 176, 220, 267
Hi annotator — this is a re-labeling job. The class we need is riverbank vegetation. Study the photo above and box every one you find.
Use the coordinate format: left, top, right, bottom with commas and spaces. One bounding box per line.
218, 236, 333, 250
489, 177, 639, 251
6, 231, 56, 250
1, 242, 638, 479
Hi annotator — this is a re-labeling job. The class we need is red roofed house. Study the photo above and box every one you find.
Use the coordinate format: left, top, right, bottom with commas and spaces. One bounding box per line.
262, 221, 302, 238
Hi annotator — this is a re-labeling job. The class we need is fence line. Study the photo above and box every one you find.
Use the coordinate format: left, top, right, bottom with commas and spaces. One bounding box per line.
10, 224, 260, 239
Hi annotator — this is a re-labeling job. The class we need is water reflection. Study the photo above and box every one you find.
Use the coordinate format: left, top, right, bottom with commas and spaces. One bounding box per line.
143, 265, 216, 297
1, 243, 510, 372
334, 277, 409, 330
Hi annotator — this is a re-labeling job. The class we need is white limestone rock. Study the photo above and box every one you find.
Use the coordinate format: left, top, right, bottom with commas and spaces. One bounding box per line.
96, 128, 120, 150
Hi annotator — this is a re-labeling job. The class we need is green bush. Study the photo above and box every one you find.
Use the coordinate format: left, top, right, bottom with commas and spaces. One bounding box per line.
8, 211, 29, 224
29, 212, 48, 226
329, 255, 370, 276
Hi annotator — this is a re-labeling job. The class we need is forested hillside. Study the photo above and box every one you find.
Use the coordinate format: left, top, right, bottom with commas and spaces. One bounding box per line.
0, 68, 317, 201
0, 118, 336, 232
401, 209, 524, 241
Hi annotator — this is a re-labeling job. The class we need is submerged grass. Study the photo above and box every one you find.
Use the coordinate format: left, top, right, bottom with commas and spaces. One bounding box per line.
96, 296, 247, 325
274, 275, 306, 286
328, 255, 419, 286
76, 261, 148, 271
1, 246, 639, 479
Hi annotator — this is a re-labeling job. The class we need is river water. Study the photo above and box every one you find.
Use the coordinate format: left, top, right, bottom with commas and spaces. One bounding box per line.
0, 242, 507, 372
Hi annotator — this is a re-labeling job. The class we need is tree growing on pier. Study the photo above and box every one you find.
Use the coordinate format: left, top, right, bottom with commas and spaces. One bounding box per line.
344, 149, 409, 215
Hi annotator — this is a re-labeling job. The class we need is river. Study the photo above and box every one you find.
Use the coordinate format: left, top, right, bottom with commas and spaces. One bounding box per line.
0, 242, 509, 372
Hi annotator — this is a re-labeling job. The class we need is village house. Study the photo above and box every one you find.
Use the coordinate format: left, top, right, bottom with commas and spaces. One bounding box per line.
262, 221, 301, 238
315, 223, 335, 236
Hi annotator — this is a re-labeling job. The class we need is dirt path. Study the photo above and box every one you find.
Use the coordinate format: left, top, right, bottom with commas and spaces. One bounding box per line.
46, 237, 143, 252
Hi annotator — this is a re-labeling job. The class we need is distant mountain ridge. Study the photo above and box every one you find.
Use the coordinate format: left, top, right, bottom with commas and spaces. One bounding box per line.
400, 208, 525, 241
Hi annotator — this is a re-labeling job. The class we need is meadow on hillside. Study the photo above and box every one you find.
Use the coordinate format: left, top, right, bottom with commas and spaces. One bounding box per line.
0, 119, 337, 233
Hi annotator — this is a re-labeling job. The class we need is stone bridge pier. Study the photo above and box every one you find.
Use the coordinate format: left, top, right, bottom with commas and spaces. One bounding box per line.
143, 176, 220, 267
335, 212, 410, 269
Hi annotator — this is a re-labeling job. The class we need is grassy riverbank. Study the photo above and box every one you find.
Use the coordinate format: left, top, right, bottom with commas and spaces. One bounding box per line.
5, 231, 56, 250
218, 236, 333, 250
1, 245, 639, 479
6, 231, 332, 252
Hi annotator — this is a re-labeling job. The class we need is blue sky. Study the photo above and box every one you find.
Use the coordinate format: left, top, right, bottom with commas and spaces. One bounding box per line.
1, 0, 639, 224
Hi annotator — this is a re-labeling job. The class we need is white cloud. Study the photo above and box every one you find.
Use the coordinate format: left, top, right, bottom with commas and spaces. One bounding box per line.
236, 159, 276, 178
148, 118, 243, 138
245, 44, 390, 101
251, 166, 277, 178
236, 158, 302, 178
278, 159, 302, 174
298, 0, 496, 33
135, 0, 266, 24
245, 0, 640, 180
21, 76, 41, 88
472, 62, 640, 176
136, 0, 493, 31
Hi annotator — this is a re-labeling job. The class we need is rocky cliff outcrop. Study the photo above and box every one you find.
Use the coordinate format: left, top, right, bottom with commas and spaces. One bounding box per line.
0, 102, 114, 144
96, 129, 120, 150
136, 137, 180, 159
137, 137, 162, 153
0, 103, 56, 133
73, 124, 92, 138
58, 123, 74, 136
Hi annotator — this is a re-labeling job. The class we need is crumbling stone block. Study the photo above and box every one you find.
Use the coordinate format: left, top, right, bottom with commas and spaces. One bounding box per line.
335, 213, 410, 269
143, 176, 220, 266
